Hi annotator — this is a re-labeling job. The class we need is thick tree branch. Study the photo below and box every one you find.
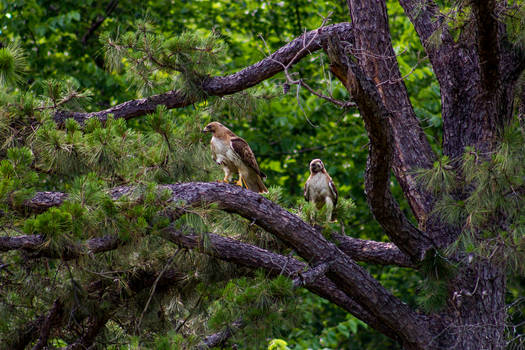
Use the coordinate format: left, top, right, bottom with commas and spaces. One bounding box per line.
53, 22, 353, 124
332, 234, 415, 268
5, 300, 64, 350
164, 227, 400, 341
398, 0, 456, 83
327, 37, 433, 261
19, 183, 431, 347
342, 0, 441, 253
0, 234, 120, 259
30, 299, 63, 350
14, 190, 415, 268
162, 183, 433, 348
23, 191, 68, 212
65, 313, 111, 350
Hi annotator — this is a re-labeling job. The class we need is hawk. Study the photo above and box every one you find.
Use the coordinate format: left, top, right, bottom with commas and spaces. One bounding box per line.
304, 159, 338, 222
202, 121, 268, 193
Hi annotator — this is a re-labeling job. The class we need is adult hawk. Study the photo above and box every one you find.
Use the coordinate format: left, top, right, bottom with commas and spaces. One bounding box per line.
304, 159, 338, 221
202, 121, 268, 193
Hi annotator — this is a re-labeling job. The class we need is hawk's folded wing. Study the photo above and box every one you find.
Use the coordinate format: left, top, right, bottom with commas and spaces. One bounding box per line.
230, 137, 266, 179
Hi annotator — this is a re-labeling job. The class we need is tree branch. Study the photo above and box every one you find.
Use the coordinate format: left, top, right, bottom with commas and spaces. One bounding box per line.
326, 36, 433, 261
198, 320, 243, 349
164, 227, 400, 341
5, 300, 64, 350
65, 313, 111, 350
18, 183, 430, 346
161, 183, 433, 348
14, 188, 413, 268
398, 0, 455, 82
0, 228, 401, 342
7, 268, 186, 350
53, 22, 353, 124
342, 0, 438, 246
30, 299, 63, 350
22, 191, 68, 212
0, 234, 120, 259
332, 234, 415, 268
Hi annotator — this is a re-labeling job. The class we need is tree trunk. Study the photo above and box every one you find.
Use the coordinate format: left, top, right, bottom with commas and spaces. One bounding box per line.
445, 262, 506, 350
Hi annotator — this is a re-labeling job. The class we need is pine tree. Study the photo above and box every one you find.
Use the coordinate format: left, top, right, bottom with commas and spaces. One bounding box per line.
0, 2, 524, 349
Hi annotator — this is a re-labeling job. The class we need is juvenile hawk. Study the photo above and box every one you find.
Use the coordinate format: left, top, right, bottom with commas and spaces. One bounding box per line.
202, 122, 268, 193
304, 159, 338, 221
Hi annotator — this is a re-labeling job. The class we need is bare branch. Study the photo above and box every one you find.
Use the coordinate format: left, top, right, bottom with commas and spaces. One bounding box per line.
31, 300, 63, 350
0, 234, 120, 259
398, 0, 455, 78
53, 23, 353, 124
343, 0, 439, 245
163, 183, 432, 347
22, 191, 68, 212
197, 320, 243, 349
332, 234, 415, 268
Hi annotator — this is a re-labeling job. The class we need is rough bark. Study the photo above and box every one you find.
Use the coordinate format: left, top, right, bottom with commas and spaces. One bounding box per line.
401, 1, 522, 161
332, 233, 415, 268
327, 37, 433, 261
15, 183, 430, 347
65, 313, 111, 350
0, 229, 413, 268
165, 228, 400, 341
471, 0, 501, 94
163, 182, 433, 349
398, 0, 456, 89
444, 262, 507, 350
198, 320, 243, 349
22, 191, 68, 212
0, 234, 120, 259
53, 23, 353, 125
345, 0, 436, 228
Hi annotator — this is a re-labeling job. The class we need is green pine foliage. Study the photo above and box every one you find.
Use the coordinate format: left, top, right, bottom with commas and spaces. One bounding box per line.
0, 33, 358, 348
101, 20, 225, 97
7, 0, 519, 348
416, 121, 525, 273
0, 40, 27, 87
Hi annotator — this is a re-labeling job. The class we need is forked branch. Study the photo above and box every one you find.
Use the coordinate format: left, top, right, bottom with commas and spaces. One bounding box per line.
53, 23, 353, 125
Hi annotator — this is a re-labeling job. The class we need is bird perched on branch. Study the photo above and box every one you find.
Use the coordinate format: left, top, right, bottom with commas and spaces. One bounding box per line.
202, 121, 268, 193
304, 159, 338, 222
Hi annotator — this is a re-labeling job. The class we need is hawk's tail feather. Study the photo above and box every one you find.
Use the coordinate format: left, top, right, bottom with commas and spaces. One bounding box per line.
243, 174, 268, 193
256, 175, 268, 193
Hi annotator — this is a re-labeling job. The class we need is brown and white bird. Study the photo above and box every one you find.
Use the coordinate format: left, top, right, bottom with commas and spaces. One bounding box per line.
202, 121, 268, 193
304, 159, 338, 222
